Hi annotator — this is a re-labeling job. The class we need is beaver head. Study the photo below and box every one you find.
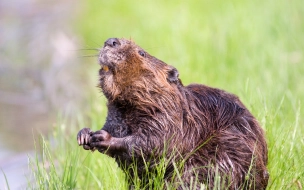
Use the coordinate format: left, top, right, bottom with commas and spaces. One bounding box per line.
98, 38, 180, 103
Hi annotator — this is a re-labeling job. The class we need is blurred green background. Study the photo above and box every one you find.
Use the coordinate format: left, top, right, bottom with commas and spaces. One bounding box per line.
0, 0, 303, 189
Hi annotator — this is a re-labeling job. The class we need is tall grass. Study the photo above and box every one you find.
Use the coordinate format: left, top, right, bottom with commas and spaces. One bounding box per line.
29, 0, 303, 189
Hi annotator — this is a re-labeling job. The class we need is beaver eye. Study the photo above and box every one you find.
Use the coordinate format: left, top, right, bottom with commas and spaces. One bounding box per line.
138, 50, 146, 57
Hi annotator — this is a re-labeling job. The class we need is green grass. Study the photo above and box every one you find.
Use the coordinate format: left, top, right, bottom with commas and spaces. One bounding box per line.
29, 0, 304, 189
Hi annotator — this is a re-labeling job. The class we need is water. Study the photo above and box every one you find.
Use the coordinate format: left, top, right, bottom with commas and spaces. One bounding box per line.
0, 0, 87, 188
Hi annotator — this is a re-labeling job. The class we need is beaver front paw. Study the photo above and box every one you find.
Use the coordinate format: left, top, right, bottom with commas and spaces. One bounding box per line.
89, 130, 113, 153
77, 127, 94, 150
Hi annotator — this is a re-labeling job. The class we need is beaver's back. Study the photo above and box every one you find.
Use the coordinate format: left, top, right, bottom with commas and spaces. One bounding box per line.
184, 84, 269, 189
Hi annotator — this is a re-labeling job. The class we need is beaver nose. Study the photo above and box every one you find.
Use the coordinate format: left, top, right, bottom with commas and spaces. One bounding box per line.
104, 38, 120, 47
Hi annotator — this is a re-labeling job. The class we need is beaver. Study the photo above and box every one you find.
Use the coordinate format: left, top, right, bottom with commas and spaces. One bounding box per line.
77, 38, 269, 189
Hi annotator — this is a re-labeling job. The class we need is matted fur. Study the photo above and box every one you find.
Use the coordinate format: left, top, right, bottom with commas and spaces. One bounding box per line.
78, 38, 269, 189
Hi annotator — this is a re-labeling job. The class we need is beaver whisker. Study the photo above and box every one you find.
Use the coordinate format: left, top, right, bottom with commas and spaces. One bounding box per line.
80, 54, 99, 58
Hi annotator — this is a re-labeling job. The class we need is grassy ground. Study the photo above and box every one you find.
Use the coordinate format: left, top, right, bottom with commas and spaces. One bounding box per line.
28, 0, 303, 189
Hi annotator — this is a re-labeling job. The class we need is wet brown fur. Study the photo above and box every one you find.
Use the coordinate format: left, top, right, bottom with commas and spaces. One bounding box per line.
82, 38, 269, 189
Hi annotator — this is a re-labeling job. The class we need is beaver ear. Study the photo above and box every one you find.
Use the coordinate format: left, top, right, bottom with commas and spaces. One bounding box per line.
167, 67, 179, 83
